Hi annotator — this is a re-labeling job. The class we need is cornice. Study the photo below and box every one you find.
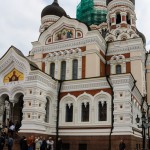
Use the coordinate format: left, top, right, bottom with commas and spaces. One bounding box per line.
61, 78, 110, 92
31, 36, 106, 55
26, 71, 57, 90
107, 38, 144, 55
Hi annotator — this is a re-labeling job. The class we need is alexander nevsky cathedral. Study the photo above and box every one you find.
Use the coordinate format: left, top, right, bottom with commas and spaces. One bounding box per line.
0, 0, 150, 149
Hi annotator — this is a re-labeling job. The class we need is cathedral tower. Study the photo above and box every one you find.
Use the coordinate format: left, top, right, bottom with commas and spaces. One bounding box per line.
76, 0, 107, 26
107, 0, 136, 32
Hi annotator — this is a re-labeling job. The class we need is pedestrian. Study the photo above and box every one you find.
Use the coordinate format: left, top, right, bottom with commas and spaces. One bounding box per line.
40, 137, 47, 150
20, 136, 25, 150
7, 135, 13, 150
22, 136, 28, 150
119, 139, 126, 150
46, 137, 54, 150
58, 138, 62, 150
27, 135, 35, 150
35, 137, 41, 150
0, 134, 5, 150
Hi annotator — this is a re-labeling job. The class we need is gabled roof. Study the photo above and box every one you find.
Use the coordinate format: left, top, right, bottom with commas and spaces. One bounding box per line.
0, 46, 39, 71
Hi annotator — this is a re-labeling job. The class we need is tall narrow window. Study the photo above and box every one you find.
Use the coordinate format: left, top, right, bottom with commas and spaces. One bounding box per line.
81, 102, 89, 122
116, 13, 121, 24
65, 103, 73, 122
45, 98, 50, 123
50, 63, 55, 78
61, 61, 66, 80
126, 13, 131, 24
98, 101, 107, 121
116, 64, 121, 74
72, 59, 78, 79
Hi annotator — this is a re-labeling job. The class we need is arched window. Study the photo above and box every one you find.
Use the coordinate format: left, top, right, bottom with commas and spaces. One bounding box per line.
65, 103, 73, 122
126, 13, 131, 24
116, 64, 121, 74
61, 61, 66, 80
50, 63, 55, 78
116, 13, 121, 24
45, 98, 50, 123
72, 59, 78, 79
81, 102, 89, 122
98, 101, 107, 121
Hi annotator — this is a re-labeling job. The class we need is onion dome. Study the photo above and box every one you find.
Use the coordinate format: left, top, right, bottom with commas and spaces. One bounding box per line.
106, 0, 135, 5
41, 0, 67, 18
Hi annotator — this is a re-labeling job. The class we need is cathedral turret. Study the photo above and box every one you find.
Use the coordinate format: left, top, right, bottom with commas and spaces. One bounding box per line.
107, 0, 136, 32
106, 0, 135, 5
40, 0, 67, 33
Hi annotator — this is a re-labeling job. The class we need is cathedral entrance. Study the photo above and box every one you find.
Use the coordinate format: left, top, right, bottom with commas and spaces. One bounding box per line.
12, 94, 24, 127
0, 93, 24, 129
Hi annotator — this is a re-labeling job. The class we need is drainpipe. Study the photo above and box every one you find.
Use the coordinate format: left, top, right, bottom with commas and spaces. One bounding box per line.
56, 80, 63, 150
104, 42, 114, 150
106, 75, 114, 150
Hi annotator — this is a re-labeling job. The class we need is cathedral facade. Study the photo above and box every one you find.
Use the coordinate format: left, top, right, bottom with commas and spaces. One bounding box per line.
0, 0, 150, 149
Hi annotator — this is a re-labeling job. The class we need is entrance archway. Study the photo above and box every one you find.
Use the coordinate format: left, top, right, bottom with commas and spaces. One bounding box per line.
13, 94, 24, 127
0, 94, 10, 126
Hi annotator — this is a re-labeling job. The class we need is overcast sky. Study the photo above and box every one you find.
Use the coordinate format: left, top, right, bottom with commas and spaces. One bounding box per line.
0, 0, 150, 57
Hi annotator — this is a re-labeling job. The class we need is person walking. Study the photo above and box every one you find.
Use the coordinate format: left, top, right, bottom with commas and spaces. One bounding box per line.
58, 138, 62, 150
46, 137, 54, 150
0, 134, 5, 150
119, 139, 126, 150
35, 137, 42, 150
40, 137, 47, 150
7, 135, 13, 150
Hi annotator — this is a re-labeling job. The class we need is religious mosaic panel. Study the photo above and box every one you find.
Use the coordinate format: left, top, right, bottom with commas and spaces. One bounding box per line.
55, 28, 74, 41
3, 68, 24, 83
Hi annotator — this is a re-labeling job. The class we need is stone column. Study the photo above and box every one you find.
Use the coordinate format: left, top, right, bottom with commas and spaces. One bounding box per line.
121, 12, 127, 24
45, 61, 50, 75
0, 99, 4, 125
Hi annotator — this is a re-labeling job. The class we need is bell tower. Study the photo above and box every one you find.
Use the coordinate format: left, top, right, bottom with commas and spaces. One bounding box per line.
107, 0, 136, 32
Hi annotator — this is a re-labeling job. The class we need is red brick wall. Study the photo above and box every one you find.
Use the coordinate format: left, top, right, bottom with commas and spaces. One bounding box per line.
60, 88, 112, 99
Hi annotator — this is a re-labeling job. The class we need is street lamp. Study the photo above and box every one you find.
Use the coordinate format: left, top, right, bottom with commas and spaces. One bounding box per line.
135, 111, 150, 150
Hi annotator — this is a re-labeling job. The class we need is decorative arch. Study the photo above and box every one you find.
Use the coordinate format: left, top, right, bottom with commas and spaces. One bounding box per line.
110, 55, 126, 74
11, 86, 24, 102
94, 91, 111, 124
0, 88, 10, 98
105, 35, 116, 42
60, 94, 76, 124
118, 33, 130, 40
77, 93, 93, 123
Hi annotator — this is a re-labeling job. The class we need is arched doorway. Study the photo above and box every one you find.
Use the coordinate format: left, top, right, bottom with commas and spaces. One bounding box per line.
0, 94, 10, 126
13, 94, 24, 127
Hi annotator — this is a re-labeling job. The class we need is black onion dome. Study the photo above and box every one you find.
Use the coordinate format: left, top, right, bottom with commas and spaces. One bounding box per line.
41, 0, 67, 18
107, 0, 135, 5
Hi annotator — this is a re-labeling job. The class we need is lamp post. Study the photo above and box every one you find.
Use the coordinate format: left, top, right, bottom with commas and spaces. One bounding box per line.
136, 111, 149, 150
